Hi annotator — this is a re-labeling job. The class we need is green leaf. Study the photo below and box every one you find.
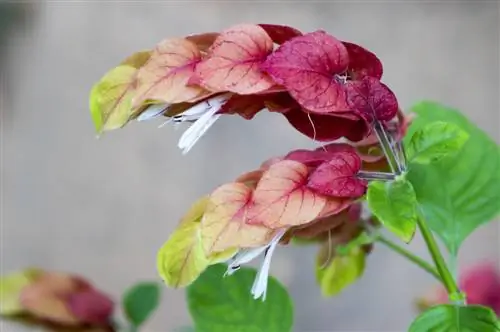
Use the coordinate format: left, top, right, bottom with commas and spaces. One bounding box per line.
367, 179, 418, 243
187, 264, 293, 332
335, 232, 373, 256
157, 197, 237, 288
405, 101, 500, 255
0, 269, 39, 315
406, 121, 469, 164
122, 281, 161, 328
89, 65, 139, 135
409, 304, 500, 332
316, 246, 365, 297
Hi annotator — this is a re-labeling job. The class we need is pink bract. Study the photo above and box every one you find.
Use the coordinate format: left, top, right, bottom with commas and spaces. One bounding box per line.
258, 24, 303, 44
262, 30, 350, 114
307, 151, 367, 198
343, 41, 383, 80
345, 76, 399, 122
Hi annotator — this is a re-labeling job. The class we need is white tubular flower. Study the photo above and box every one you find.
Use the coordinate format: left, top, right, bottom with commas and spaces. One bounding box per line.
224, 229, 286, 301
136, 94, 231, 154
176, 94, 230, 155
225, 246, 269, 277
136, 103, 170, 122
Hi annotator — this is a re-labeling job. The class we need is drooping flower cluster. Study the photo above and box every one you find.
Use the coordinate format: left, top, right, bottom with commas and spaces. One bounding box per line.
90, 23, 408, 300
90, 23, 399, 154
0, 269, 114, 328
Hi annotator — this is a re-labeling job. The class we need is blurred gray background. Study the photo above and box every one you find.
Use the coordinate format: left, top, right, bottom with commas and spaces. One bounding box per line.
1, 1, 499, 331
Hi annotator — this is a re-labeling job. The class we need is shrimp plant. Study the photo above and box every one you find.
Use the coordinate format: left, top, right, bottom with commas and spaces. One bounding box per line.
89, 23, 500, 331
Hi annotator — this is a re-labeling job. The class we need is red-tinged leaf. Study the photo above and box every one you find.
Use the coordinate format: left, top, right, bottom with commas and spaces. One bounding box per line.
218, 94, 266, 120
343, 41, 383, 80
134, 38, 211, 106
249, 160, 326, 228
284, 107, 370, 142
284, 149, 334, 168
186, 32, 219, 52
195, 24, 275, 94
307, 152, 367, 198
262, 30, 349, 114
200, 183, 276, 254
345, 77, 398, 122
258, 24, 302, 44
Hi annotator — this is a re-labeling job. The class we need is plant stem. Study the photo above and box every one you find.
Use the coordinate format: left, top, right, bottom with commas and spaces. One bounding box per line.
416, 212, 463, 303
358, 171, 396, 181
374, 121, 401, 174
376, 235, 441, 282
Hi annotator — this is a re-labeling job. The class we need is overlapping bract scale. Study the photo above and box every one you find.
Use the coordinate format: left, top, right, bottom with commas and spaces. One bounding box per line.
90, 23, 397, 143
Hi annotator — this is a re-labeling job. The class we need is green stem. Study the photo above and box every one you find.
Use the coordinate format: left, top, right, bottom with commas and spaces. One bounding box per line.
376, 235, 441, 282
416, 212, 463, 303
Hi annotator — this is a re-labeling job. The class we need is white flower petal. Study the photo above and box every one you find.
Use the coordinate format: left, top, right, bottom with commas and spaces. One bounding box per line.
224, 246, 268, 277
137, 104, 169, 121
251, 230, 286, 301
177, 94, 230, 154
178, 113, 221, 155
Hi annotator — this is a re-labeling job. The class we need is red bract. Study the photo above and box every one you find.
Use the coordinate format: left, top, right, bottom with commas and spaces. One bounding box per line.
249, 160, 326, 228
343, 41, 383, 80
284, 107, 370, 142
264, 92, 370, 142
284, 149, 335, 168
285, 143, 356, 167
67, 288, 114, 326
307, 151, 367, 198
134, 38, 212, 106
195, 24, 275, 94
345, 76, 398, 122
318, 142, 358, 155
258, 24, 303, 44
19, 271, 114, 327
218, 94, 266, 120
262, 30, 350, 114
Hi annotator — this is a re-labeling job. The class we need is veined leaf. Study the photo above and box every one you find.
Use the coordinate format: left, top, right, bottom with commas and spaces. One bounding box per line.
406, 121, 469, 164
367, 179, 418, 243
405, 101, 500, 255
89, 65, 138, 134
409, 304, 500, 332
187, 264, 293, 332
